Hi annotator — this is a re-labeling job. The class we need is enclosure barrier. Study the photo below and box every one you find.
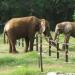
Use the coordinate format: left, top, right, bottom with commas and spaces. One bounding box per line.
39, 34, 43, 72
49, 40, 69, 62
5, 34, 75, 71
49, 37, 51, 56
40, 36, 75, 66
6, 33, 74, 62
4, 34, 75, 72
16, 35, 70, 72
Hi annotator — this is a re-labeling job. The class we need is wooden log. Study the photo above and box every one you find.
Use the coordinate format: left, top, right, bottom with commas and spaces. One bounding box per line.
57, 42, 59, 59
36, 34, 38, 51
49, 38, 51, 56
40, 34, 43, 72
65, 44, 68, 62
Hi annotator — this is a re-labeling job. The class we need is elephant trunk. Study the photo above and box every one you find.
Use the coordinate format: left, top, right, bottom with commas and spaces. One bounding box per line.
49, 33, 57, 47
45, 32, 57, 47
54, 25, 60, 41
54, 28, 60, 41
54, 33, 58, 41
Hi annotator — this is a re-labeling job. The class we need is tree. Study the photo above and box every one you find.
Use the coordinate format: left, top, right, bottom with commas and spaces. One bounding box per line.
0, 0, 75, 30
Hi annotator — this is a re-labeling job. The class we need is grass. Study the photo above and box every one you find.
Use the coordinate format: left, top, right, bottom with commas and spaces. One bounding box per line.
0, 33, 75, 75
11, 67, 41, 75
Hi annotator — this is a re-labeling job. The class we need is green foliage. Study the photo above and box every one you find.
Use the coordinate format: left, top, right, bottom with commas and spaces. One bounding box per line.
0, 0, 75, 30
12, 67, 40, 75
73, 10, 75, 20
0, 51, 38, 67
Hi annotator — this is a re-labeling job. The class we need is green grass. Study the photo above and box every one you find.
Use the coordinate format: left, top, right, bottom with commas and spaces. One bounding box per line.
0, 33, 75, 75
11, 67, 41, 75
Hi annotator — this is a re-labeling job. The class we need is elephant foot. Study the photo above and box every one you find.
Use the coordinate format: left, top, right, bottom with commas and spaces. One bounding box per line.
9, 49, 18, 53
25, 50, 28, 53
30, 50, 33, 52
9, 51, 12, 53
9, 50, 12, 53
12, 50, 19, 53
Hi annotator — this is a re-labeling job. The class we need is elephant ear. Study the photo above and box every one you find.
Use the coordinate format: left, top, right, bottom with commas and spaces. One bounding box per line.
40, 19, 46, 33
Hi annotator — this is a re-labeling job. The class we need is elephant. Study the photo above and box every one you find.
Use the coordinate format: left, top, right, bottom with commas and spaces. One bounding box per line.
4, 16, 56, 53
54, 21, 75, 50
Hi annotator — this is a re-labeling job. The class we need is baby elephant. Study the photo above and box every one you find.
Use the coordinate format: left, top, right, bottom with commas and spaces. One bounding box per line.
54, 21, 75, 50
4, 16, 54, 53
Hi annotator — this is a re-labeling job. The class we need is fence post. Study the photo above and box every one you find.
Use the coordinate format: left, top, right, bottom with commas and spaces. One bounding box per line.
39, 34, 43, 72
65, 43, 68, 62
36, 34, 38, 51
56, 35, 59, 59
49, 38, 51, 56
57, 42, 59, 59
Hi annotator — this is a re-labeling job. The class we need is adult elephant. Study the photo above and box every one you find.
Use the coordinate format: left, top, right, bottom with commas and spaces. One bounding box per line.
4, 16, 56, 53
54, 21, 75, 50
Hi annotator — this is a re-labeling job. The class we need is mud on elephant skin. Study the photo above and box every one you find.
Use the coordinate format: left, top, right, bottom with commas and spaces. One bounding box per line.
54, 21, 75, 50
4, 16, 55, 53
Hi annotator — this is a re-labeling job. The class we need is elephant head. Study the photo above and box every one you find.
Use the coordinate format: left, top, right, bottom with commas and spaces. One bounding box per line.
40, 19, 51, 37
54, 22, 65, 40
39, 19, 57, 47
54, 22, 73, 50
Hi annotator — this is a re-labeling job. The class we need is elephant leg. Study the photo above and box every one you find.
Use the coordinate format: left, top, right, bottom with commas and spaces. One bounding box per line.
62, 34, 70, 50
25, 37, 29, 52
7, 32, 18, 53
9, 39, 12, 53
10, 39, 18, 53
29, 38, 34, 51
6, 35, 12, 53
